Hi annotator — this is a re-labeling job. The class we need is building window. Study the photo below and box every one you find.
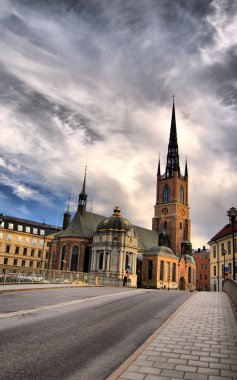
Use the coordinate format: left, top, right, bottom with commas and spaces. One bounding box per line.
180, 185, 184, 204
213, 246, 216, 258
167, 262, 171, 281
6, 245, 10, 253
40, 230, 45, 236
164, 221, 167, 229
213, 266, 216, 276
37, 262, 41, 268
0, 232, 3, 239
39, 239, 44, 247
13, 259, 18, 266
204, 274, 207, 280
0, 221, 4, 228
31, 249, 35, 257
200, 274, 202, 280
15, 246, 20, 254
7, 234, 12, 241
25, 226, 30, 233
70, 245, 79, 272
160, 260, 164, 281
148, 260, 153, 280
99, 252, 104, 270
188, 267, 191, 283
22, 260, 26, 267
8, 223, 14, 230
24, 237, 29, 244
204, 264, 207, 270
30, 261, 34, 268
33, 228, 38, 234
61, 245, 66, 270
163, 185, 170, 203
4, 257, 8, 265
172, 263, 176, 282
200, 264, 202, 270
16, 236, 21, 243
18, 225, 23, 232
44, 263, 47, 269
32, 239, 37, 246
228, 241, 231, 254
23, 247, 27, 256
180, 222, 182, 230
38, 250, 42, 258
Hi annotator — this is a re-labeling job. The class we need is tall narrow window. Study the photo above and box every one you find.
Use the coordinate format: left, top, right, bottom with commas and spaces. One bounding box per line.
160, 260, 164, 281
180, 185, 184, 204
99, 252, 104, 270
163, 185, 170, 203
172, 263, 176, 282
148, 260, 153, 280
70, 245, 79, 272
188, 267, 191, 283
61, 245, 66, 270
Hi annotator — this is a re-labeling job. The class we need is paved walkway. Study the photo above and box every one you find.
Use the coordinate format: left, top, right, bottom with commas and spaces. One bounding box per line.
0, 283, 85, 293
111, 292, 237, 380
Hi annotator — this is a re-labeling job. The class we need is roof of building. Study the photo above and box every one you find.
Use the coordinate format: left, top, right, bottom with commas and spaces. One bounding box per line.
58, 207, 159, 253
145, 246, 177, 259
208, 221, 237, 243
181, 254, 195, 265
0, 214, 61, 235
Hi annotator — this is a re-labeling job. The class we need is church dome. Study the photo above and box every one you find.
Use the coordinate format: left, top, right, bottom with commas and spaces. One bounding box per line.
96, 206, 133, 233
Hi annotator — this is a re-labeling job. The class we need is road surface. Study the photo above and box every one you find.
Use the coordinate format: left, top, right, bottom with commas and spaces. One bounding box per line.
0, 287, 192, 379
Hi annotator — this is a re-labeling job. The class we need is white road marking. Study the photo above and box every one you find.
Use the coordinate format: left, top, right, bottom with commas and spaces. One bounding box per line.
0, 289, 146, 318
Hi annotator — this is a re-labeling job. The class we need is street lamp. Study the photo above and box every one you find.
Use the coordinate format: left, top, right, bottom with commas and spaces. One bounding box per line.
227, 207, 237, 281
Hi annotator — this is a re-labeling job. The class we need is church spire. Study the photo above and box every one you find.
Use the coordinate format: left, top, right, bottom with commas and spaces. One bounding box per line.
165, 97, 180, 177
78, 166, 87, 212
63, 189, 71, 230
157, 154, 161, 176
185, 156, 188, 177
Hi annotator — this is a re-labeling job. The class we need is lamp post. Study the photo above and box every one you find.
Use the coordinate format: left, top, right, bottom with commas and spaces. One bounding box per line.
227, 207, 237, 281
223, 249, 226, 281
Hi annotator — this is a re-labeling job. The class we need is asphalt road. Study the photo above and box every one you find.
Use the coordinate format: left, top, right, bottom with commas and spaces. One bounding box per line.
0, 287, 192, 379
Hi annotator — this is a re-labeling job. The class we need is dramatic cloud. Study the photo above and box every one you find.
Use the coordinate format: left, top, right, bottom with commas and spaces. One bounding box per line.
0, 0, 236, 247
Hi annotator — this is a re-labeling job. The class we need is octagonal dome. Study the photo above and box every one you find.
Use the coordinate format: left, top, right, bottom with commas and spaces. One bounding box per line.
96, 206, 133, 233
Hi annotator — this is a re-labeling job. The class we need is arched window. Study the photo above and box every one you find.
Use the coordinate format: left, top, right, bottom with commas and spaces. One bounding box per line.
60, 245, 66, 270
99, 252, 104, 270
188, 267, 191, 283
180, 185, 184, 205
70, 245, 79, 272
125, 254, 129, 270
172, 263, 176, 282
163, 185, 170, 203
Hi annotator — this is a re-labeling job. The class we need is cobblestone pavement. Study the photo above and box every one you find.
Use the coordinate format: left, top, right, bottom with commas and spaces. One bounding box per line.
116, 292, 237, 380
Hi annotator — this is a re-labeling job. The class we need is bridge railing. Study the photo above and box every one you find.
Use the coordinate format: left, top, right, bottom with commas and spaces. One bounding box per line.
0, 268, 126, 287
223, 278, 237, 311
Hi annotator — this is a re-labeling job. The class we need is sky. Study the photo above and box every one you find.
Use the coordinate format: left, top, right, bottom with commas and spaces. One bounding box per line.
0, 0, 237, 249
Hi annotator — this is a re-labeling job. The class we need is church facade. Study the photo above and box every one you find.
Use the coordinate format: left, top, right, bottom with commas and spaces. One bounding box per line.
50, 101, 196, 290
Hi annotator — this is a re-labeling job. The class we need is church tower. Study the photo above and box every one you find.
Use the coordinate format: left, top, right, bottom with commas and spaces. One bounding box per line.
152, 100, 191, 255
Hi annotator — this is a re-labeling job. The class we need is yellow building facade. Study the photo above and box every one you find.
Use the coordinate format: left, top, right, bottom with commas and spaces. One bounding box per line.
209, 220, 237, 291
0, 214, 60, 272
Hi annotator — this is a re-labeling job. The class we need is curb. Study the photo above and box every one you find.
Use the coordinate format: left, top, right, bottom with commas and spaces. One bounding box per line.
106, 292, 196, 380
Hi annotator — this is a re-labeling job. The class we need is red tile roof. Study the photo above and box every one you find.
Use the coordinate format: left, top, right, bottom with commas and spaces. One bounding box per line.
209, 220, 237, 243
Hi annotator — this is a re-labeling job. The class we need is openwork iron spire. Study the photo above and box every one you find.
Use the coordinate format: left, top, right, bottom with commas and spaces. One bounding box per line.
165, 97, 180, 177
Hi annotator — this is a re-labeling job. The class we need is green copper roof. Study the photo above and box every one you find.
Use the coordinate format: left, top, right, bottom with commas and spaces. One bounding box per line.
60, 210, 104, 239
145, 246, 177, 259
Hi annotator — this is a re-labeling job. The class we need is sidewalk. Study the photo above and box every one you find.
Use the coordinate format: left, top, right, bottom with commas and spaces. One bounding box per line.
110, 292, 237, 380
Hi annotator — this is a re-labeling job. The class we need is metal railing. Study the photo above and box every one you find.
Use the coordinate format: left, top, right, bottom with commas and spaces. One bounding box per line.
223, 279, 237, 311
0, 268, 126, 287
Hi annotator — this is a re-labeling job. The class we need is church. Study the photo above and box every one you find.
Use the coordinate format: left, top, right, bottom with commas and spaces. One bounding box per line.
50, 101, 196, 290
